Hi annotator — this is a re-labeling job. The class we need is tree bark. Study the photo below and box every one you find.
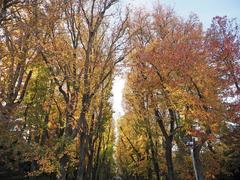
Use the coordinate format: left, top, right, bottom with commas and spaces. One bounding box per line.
193, 144, 204, 180
58, 154, 68, 180
147, 130, 161, 180
93, 135, 102, 180
165, 138, 174, 180
77, 121, 89, 180
155, 109, 175, 180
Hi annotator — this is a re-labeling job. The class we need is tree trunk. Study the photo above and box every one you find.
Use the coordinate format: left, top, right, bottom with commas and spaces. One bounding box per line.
148, 130, 161, 180
58, 154, 68, 180
77, 93, 90, 180
147, 165, 153, 180
77, 129, 88, 180
165, 139, 174, 180
193, 144, 204, 180
155, 109, 175, 180
93, 135, 102, 180
86, 136, 94, 180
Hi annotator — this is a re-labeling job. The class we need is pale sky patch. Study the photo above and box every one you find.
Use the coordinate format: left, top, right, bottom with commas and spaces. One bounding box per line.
112, 75, 125, 120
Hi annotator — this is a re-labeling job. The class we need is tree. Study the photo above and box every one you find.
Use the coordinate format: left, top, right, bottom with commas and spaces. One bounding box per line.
1, 0, 129, 179
122, 5, 224, 180
206, 16, 240, 124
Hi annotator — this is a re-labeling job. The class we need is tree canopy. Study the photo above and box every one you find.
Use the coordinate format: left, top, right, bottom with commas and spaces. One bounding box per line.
0, 1, 239, 180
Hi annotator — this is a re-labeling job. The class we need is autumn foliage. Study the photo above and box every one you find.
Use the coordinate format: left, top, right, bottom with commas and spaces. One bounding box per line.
0, 1, 240, 180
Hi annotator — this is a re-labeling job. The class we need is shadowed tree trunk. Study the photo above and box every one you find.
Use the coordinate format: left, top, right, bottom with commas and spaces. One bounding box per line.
165, 138, 174, 180
193, 143, 204, 180
155, 109, 176, 180
147, 126, 161, 180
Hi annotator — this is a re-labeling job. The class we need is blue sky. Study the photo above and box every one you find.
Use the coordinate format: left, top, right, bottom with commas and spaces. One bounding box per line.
121, 0, 240, 28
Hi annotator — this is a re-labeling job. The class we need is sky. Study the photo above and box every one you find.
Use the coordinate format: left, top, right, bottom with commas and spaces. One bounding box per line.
121, 0, 240, 28
112, 0, 240, 121
112, 75, 126, 120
